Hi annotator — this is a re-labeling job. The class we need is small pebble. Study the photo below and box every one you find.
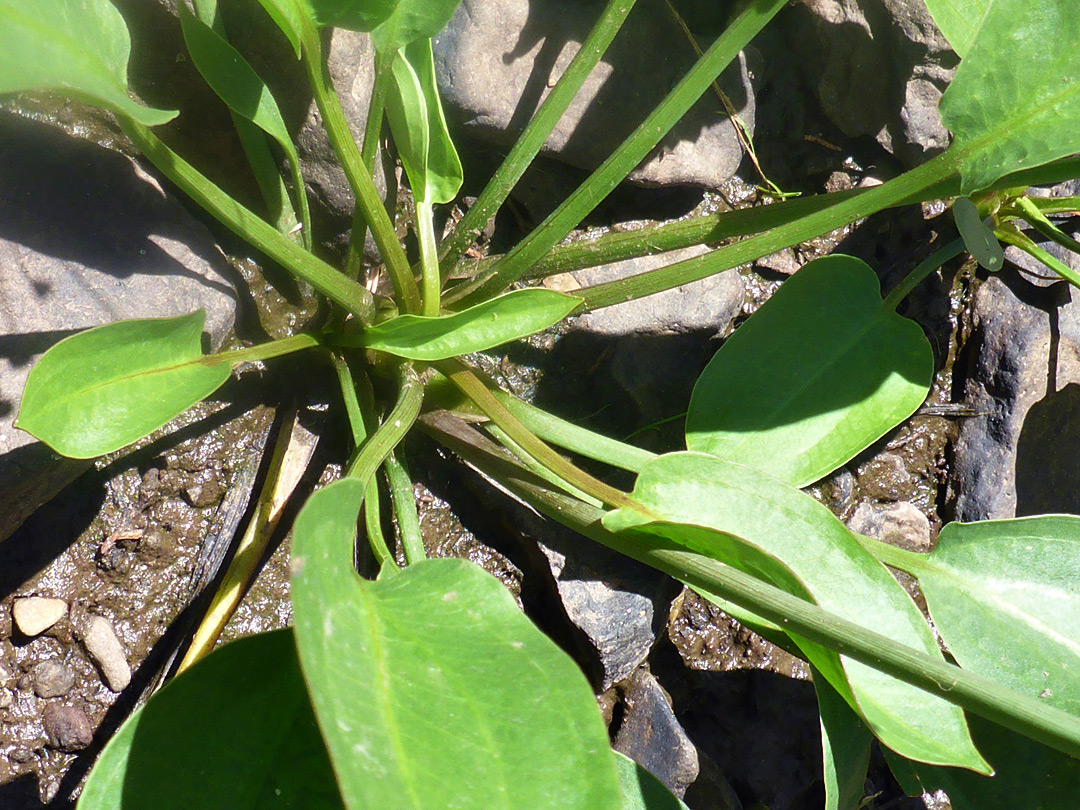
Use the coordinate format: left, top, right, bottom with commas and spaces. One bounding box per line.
0, 688, 12, 709
81, 615, 131, 692
848, 501, 932, 552
31, 659, 76, 699
42, 704, 93, 752
12, 597, 67, 637
0, 664, 12, 685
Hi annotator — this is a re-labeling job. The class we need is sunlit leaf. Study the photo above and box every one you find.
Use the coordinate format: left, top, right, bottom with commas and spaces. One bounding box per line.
15, 312, 231, 459
921, 0, 987, 57
371, 0, 463, 54
290, 479, 623, 810
351, 289, 580, 360
685, 255, 932, 487
940, 0, 1080, 193
78, 630, 344, 810
603, 452, 989, 772
0, 0, 176, 125
916, 516, 1080, 716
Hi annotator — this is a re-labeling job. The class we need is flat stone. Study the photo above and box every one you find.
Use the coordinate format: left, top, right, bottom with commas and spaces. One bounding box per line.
952, 268, 1080, 520
614, 669, 699, 798
80, 615, 132, 692
42, 703, 93, 753
11, 597, 67, 637
30, 659, 76, 699
434, 0, 754, 189
0, 112, 238, 541
848, 501, 931, 552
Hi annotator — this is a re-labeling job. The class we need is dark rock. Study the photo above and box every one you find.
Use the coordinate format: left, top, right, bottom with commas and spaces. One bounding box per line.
615, 669, 699, 798
788, 0, 957, 166
0, 112, 238, 542
953, 269, 1080, 519
30, 660, 75, 699
434, 0, 755, 190
42, 704, 93, 752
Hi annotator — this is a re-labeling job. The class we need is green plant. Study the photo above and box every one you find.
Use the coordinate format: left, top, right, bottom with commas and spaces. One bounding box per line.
4, 0, 1080, 807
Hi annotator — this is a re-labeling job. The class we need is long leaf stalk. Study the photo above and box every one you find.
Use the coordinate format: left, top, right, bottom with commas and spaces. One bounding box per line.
416, 199, 442, 316
880, 237, 966, 312
421, 412, 1080, 762
297, 24, 422, 313
118, 119, 376, 319
383, 448, 426, 565
459, 0, 790, 304
439, 0, 640, 274
995, 224, 1080, 287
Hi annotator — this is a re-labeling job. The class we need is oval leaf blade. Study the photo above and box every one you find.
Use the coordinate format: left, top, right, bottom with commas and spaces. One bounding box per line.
918, 516, 1080, 715
685, 255, 932, 487
953, 196, 1004, 271
940, 0, 1080, 194
371, 0, 464, 53
15, 311, 231, 459
78, 630, 344, 810
357, 289, 581, 360
290, 479, 623, 810
921, 0, 986, 58
384, 45, 431, 202
604, 452, 989, 773
0, 0, 176, 126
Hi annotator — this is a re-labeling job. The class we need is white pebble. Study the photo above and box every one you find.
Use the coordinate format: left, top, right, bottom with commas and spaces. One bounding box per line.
81, 615, 131, 692
12, 597, 67, 637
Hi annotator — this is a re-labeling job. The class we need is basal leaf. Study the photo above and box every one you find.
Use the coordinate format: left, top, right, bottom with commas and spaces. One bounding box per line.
921, 0, 988, 58
815, 675, 873, 810
685, 255, 932, 487
953, 196, 1004, 271
353, 289, 581, 360
0, 0, 176, 125
78, 630, 344, 810
383, 38, 463, 204
603, 452, 989, 772
886, 715, 1080, 810
179, 3, 310, 241
614, 752, 689, 810
371, 0, 463, 54
940, 0, 1080, 194
915, 516, 1080, 716
290, 479, 623, 810
15, 311, 231, 459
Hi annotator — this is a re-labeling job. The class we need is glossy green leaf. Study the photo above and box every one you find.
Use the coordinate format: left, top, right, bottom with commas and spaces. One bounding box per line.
914, 516, 1080, 716
354, 289, 580, 360
940, 0, 1080, 194
615, 752, 690, 810
290, 479, 623, 810
0, 0, 176, 126
252, 0, 304, 56
685, 255, 933, 487
603, 452, 989, 772
921, 0, 986, 57
815, 675, 873, 810
306, 0, 396, 31
384, 38, 463, 204
179, 4, 311, 243
886, 715, 1080, 810
78, 630, 343, 810
371, 0, 463, 54
15, 311, 231, 459
953, 196, 1003, 271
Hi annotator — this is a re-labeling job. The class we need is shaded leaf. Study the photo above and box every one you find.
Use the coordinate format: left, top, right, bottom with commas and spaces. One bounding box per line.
886, 715, 1080, 810
0, 0, 176, 125
940, 0, 1080, 193
354, 289, 580, 360
78, 630, 344, 810
685, 255, 932, 487
252, 0, 305, 56
307, 0, 397, 32
290, 479, 623, 810
815, 674, 873, 810
916, 516, 1080, 716
603, 452, 989, 772
385, 38, 463, 204
953, 196, 1003, 271
921, 0, 987, 57
179, 3, 311, 242
615, 752, 690, 810
371, 0, 463, 54
15, 311, 231, 459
